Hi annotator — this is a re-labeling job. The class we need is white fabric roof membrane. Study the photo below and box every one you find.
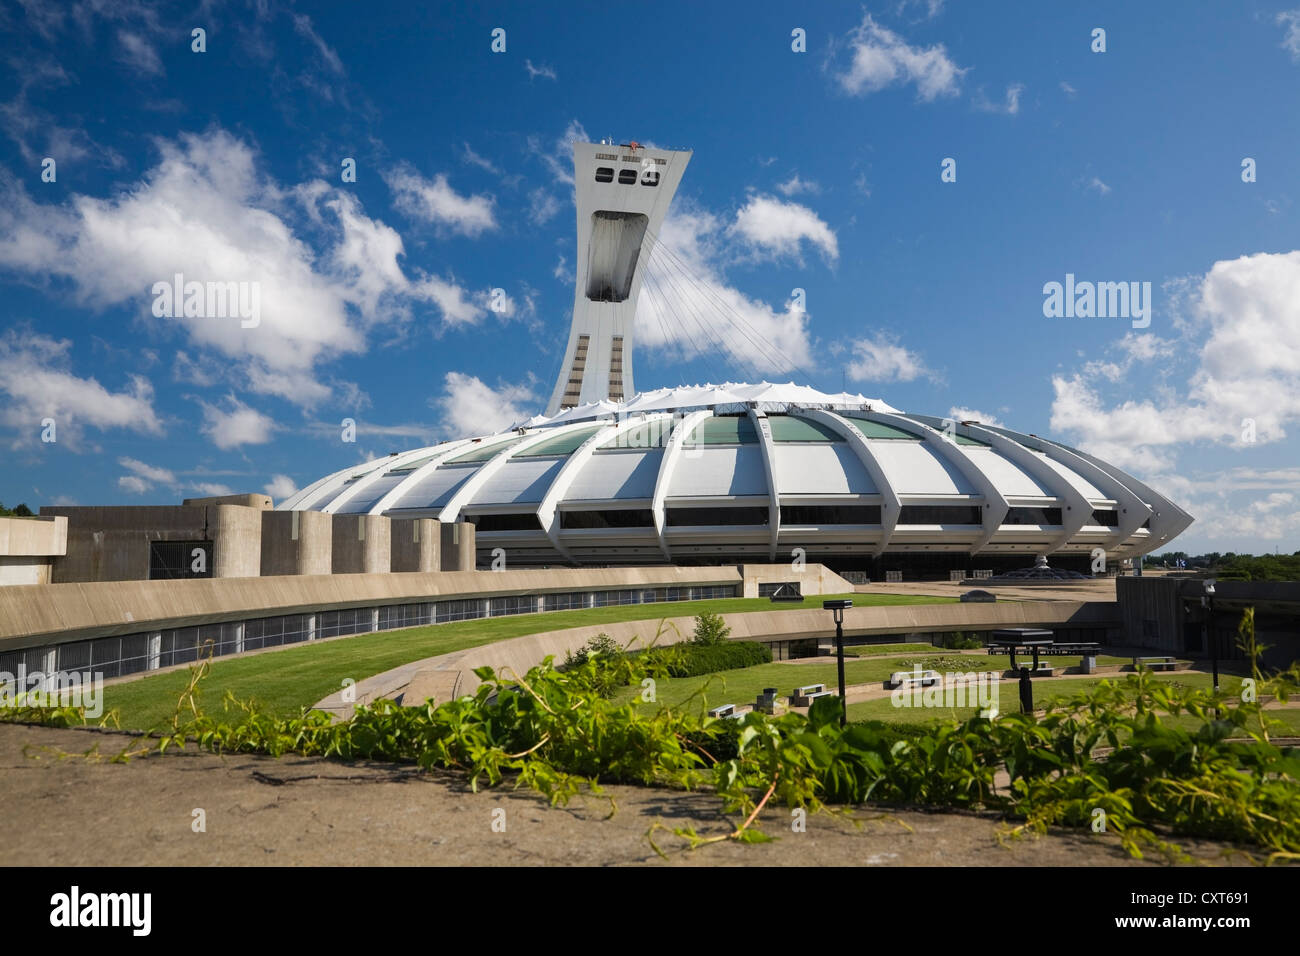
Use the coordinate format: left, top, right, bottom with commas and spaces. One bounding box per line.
961, 447, 1056, 498
516, 382, 899, 426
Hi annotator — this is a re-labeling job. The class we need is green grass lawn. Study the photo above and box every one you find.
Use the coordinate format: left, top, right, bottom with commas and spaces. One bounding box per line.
615, 652, 992, 715
99, 591, 953, 730
843, 672, 1263, 725
833, 642, 939, 658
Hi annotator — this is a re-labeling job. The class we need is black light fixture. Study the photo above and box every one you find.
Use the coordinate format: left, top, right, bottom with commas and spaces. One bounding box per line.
1201, 579, 1218, 693
823, 599, 853, 726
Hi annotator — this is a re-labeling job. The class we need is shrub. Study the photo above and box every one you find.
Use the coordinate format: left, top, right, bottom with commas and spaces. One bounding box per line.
657, 640, 771, 678
562, 632, 624, 669
942, 631, 983, 650
691, 611, 731, 646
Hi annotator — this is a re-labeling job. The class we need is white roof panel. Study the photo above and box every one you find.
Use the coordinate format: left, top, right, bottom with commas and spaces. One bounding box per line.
962, 448, 1055, 498
386, 465, 478, 511
1038, 455, 1107, 501
867, 441, 977, 496
471, 458, 566, 506
667, 446, 769, 497
564, 450, 662, 501
774, 443, 876, 496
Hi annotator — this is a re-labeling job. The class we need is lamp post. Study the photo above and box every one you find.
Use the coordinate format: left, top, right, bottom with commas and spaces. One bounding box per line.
1201, 579, 1218, 693
823, 599, 853, 726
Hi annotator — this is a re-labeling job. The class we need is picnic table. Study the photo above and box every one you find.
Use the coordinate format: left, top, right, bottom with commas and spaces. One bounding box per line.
987, 628, 1054, 673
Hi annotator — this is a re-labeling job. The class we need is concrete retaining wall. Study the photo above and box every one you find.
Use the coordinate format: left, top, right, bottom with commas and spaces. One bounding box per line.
0, 564, 745, 648
331, 515, 391, 574
391, 518, 439, 572
441, 521, 476, 571
260, 510, 332, 577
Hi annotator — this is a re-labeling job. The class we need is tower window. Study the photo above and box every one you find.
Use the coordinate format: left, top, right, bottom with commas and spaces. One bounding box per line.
594, 167, 614, 183
640, 169, 660, 186
617, 168, 638, 185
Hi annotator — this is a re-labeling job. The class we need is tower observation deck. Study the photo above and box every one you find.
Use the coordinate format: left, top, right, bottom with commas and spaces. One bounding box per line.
546, 140, 692, 415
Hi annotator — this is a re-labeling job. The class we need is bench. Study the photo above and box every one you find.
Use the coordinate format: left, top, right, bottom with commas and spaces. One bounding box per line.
1133, 655, 1176, 671
790, 684, 832, 707
1016, 662, 1055, 677
707, 704, 738, 718
885, 669, 940, 690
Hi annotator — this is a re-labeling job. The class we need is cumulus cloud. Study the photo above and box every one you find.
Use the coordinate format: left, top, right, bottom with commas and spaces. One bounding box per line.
729, 194, 838, 263
265, 474, 299, 501
0, 129, 489, 408
385, 164, 497, 237
949, 407, 1004, 427
431, 372, 538, 436
199, 397, 276, 450
0, 330, 162, 448
634, 201, 816, 375
832, 14, 965, 101
117, 456, 175, 495
845, 332, 932, 383
1049, 250, 1300, 477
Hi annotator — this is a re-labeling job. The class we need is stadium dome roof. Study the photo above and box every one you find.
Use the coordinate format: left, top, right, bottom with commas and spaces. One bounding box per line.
281, 386, 1193, 570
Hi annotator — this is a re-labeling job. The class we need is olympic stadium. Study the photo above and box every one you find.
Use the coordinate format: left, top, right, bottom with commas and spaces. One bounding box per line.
282, 140, 1193, 575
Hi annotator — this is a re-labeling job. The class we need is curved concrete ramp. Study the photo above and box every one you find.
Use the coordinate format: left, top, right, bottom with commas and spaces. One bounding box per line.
313, 600, 1116, 720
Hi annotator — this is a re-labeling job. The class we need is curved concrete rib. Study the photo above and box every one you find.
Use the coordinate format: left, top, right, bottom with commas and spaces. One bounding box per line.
876, 411, 1011, 553
747, 407, 781, 562
961, 422, 1093, 555
650, 409, 713, 561
439, 421, 603, 524
800, 408, 900, 556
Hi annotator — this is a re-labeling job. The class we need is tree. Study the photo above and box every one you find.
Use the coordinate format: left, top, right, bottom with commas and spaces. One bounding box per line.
691, 611, 731, 646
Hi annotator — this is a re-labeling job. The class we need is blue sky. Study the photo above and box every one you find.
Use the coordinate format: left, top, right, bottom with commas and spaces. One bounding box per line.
1, 0, 1299, 554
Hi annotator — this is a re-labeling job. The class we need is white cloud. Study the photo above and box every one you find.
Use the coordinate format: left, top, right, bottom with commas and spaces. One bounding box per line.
116, 30, 163, 77
845, 332, 932, 383
199, 397, 276, 450
432, 372, 538, 436
292, 13, 345, 75
776, 174, 821, 197
0, 330, 162, 448
118, 475, 150, 495
530, 119, 590, 188
385, 164, 497, 237
190, 482, 235, 497
524, 59, 557, 81
411, 275, 486, 327
729, 194, 838, 263
634, 201, 816, 375
1085, 176, 1111, 195
1049, 250, 1300, 475
0, 129, 486, 408
528, 188, 561, 225
461, 142, 500, 175
948, 407, 1004, 427
1060, 81, 1077, 96
265, 474, 299, 501
974, 83, 1023, 115
117, 456, 175, 495
833, 14, 965, 101
1279, 10, 1300, 61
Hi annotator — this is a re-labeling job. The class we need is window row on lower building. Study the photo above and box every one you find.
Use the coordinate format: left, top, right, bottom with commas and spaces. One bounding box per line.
0, 584, 740, 683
